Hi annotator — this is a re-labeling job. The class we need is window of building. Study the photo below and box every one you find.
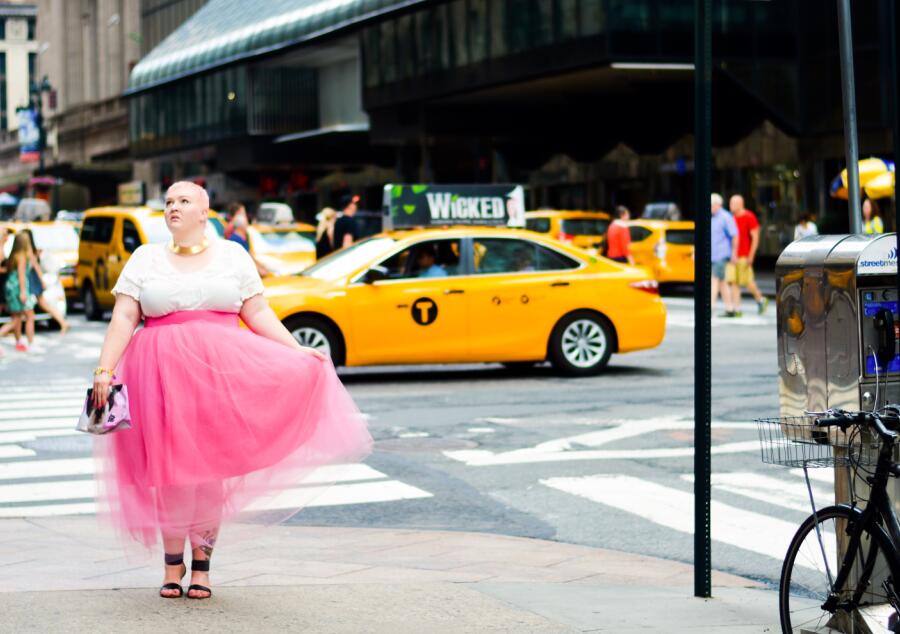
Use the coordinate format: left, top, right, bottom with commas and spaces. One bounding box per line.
27, 17, 35, 40
0, 18, 6, 40
28, 52, 35, 90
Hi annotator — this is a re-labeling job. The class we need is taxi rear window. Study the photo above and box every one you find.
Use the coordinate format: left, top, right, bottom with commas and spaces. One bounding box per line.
80, 217, 115, 243
561, 218, 609, 236
473, 238, 580, 273
666, 229, 694, 245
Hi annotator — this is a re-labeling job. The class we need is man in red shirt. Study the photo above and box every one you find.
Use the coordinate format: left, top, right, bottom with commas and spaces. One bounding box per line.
605, 206, 634, 264
728, 195, 768, 315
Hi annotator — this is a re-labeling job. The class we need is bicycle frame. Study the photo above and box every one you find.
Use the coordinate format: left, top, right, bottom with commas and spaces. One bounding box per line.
822, 439, 900, 613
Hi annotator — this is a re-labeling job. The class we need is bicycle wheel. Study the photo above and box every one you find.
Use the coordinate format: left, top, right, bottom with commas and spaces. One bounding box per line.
780, 505, 897, 633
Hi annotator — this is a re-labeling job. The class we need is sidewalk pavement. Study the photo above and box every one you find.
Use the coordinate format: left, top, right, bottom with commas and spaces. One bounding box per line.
0, 517, 778, 633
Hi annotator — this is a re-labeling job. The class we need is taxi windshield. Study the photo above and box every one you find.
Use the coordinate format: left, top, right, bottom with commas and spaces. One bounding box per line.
28, 224, 79, 251
139, 216, 220, 244
251, 228, 316, 254
302, 237, 397, 281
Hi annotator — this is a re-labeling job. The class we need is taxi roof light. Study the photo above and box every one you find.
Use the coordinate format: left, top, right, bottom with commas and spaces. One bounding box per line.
629, 280, 659, 295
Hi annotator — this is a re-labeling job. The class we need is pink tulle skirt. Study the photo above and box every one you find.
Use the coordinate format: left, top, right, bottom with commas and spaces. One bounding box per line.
94, 310, 372, 551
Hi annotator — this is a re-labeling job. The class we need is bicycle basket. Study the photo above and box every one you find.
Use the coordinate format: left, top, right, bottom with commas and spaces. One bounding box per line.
756, 416, 880, 468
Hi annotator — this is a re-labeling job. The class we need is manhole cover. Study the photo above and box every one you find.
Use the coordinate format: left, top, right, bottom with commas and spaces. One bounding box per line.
375, 437, 478, 452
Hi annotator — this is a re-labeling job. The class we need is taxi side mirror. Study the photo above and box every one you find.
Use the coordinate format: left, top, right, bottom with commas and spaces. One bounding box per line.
363, 265, 389, 284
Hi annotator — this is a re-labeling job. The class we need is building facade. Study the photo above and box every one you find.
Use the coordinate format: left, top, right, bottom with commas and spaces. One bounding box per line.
124, 0, 898, 257
0, 2, 38, 190
0, 0, 207, 207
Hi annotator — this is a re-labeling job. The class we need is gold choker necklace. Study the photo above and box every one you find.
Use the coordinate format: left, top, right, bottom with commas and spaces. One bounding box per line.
168, 239, 209, 255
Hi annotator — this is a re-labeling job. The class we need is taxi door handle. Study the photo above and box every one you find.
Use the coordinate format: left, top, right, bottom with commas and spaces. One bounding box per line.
550, 281, 570, 287
396, 304, 409, 308
444, 289, 465, 295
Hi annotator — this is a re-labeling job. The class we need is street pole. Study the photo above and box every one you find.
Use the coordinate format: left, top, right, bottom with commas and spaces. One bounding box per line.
693, 0, 712, 600
891, 0, 900, 330
837, 0, 862, 233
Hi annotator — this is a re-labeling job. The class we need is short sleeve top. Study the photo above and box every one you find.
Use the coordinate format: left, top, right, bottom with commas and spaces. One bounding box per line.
111, 240, 264, 318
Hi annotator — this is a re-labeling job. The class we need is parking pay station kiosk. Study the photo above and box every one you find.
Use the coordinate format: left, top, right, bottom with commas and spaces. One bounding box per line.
777, 234, 899, 418
777, 234, 898, 631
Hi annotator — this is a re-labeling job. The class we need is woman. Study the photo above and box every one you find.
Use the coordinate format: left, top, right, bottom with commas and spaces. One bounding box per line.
315, 207, 337, 260
92, 181, 372, 600
863, 198, 884, 234
793, 213, 818, 241
20, 229, 69, 333
1, 232, 36, 352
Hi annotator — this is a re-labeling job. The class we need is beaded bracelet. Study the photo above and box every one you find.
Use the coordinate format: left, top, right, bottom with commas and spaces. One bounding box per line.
93, 367, 114, 378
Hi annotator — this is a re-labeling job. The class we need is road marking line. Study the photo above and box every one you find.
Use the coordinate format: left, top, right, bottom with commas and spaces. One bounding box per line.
0, 394, 85, 403
444, 418, 757, 466
0, 408, 79, 421
541, 474, 827, 564
0, 478, 432, 518
0, 418, 74, 431
682, 472, 834, 514
0, 446, 34, 458
0, 457, 94, 480
789, 468, 835, 485
0, 429, 81, 444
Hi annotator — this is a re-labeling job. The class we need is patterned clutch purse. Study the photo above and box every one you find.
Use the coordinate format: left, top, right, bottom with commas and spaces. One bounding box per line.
76, 384, 132, 435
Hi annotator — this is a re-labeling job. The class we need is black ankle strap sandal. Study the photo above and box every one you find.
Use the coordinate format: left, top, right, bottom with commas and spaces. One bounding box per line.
159, 553, 186, 599
187, 559, 212, 599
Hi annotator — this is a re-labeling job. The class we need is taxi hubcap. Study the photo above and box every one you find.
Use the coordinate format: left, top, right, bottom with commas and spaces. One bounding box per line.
561, 319, 606, 368
292, 327, 331, 356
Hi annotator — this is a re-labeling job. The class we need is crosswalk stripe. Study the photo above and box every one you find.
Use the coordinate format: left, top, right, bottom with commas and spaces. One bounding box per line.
0, 408, 79, 421
0, 457, 93, 480
682, 472, 834, 514
0, 445, 34, 458
541, 474, 812, 563
0, 418, 74, 431
0, 428, 80, 444
0, 394, 85, 404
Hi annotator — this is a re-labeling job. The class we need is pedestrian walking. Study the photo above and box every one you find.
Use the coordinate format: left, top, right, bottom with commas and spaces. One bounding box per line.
20, 229, 69, 333
793, 213, 818, 240
605, 206, 634, 264
315, 207, 337, 259
1, 232, 37, 351
727, 195, 768, 315
862, 198, 884, 234
226, 202, 269, 276
333, 194, 360, 250
710, 193, 739, 318
91, 182, 372, 600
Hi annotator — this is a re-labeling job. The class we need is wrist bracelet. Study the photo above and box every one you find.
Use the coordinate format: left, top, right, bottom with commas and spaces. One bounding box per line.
93, 367, 114, 378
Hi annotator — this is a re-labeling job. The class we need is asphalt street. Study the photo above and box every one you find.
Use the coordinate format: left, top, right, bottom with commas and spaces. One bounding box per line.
0, 295, 796, 590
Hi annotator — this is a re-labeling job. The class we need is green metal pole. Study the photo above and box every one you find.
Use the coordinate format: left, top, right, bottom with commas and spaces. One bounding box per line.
694, 0, 713, 600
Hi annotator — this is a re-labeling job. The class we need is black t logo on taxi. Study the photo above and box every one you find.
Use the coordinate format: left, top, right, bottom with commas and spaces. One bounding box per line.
411, 297, 438, 326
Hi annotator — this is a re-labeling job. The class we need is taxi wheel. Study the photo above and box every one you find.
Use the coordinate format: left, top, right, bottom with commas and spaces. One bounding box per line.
284, 315, 345, 366
82, 283, 103, 321
549, 311, 613, 376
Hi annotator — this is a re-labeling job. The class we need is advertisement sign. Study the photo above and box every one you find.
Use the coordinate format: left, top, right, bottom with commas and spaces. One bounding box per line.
17, 108, 40, 163
117, 181, 145, 206
857, 235, 898, 275
384, 184, 526, 229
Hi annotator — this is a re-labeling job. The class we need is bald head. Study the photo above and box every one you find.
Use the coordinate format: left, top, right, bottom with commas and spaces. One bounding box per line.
729, 194, 745, 214
166, 181, 209, 210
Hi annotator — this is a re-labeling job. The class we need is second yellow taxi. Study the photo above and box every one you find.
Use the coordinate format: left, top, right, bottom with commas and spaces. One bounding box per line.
626, 219, 695, 284
264, 226, 666, 376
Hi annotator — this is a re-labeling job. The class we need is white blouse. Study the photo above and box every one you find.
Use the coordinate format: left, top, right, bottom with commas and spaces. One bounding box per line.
111, 240, 264, 317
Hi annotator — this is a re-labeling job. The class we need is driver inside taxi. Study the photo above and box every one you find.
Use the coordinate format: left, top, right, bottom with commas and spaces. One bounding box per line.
415, 245, 448, 278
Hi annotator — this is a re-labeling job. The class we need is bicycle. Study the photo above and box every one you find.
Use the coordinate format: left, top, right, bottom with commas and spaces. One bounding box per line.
758, 407, 900, 633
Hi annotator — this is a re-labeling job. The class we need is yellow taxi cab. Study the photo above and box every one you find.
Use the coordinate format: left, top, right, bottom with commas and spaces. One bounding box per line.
2, 220, 80, 302
76, 206, 220, 320
524, 210, 612, 254
246, 222, 317, 275
625, 220, 695, 284
263, 226, 666, 376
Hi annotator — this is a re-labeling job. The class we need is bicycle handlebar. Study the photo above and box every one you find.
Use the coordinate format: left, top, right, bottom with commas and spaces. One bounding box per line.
815, 410, 898, 441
